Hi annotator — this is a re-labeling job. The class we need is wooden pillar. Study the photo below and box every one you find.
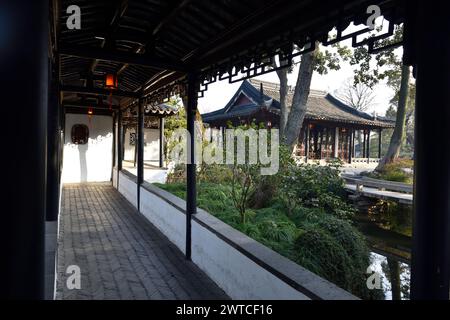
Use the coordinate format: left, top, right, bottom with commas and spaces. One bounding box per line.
367, 130, 371, 163
1, 0, 48, 299
378, 129, 382, 159
118, 110, 123, 171
305, 124, 310, 160
186, 73, 198, 260
348, 130, 353, 164
137, 98, 144, 212
46, 62, 60, 222
411, 0, 450, 300
352, 129, 356, 157
159, 117, 164, 168
112, 112, 117, 169
333, 127, 339, 158
362, 130, 367, 158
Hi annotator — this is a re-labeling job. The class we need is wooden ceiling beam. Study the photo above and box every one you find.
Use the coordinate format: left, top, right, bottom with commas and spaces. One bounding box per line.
59, 45, 188, 72
60, 85, 140, 98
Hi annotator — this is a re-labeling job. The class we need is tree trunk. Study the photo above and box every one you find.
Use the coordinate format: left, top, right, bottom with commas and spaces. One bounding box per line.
284, 49, 317, 149
376, 65, 410, 171
273, 61, 289, 138
387, 258, 402, 300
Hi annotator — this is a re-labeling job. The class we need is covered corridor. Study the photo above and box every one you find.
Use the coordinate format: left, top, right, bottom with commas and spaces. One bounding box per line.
3, 0, 450, 300
56, 183, 227, 300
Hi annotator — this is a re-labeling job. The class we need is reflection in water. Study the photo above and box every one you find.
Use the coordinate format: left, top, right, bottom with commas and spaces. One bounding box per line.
369, 252, 410, 300
354, 199, 412, 300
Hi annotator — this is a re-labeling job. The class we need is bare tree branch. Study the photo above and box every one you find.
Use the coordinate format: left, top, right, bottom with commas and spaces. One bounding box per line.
335, 78, 376, 112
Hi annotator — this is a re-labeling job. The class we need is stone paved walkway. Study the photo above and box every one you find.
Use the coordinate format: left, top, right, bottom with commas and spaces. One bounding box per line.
56, 183, 228, 300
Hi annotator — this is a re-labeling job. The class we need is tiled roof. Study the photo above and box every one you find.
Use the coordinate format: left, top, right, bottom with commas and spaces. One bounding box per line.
202, 79, 394, 128
145, 103, 178, 116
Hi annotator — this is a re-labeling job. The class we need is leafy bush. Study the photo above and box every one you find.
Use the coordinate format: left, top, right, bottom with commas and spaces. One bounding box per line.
294, 215, 384, 299
279, 163, 355, 219
257, 219, 298, 242
198, 164, 233, 184
249, 144, 295, 209
295, 227, 355, 289
166, 164, 186, 184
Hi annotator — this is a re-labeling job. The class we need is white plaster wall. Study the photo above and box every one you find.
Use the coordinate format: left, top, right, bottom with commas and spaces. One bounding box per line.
62, 114, 113, 183
124, 128, 160, 162
140, 188, 186, 253
118, 171, 137, 207
124, 127, 136, 161
144, 129, 160, 161
190, 220, 309, 300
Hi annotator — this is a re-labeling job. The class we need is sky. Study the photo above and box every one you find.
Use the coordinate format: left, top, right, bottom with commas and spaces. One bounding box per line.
197, 17, 400, 118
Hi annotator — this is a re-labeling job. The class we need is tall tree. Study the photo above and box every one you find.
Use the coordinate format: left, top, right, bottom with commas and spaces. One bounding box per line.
273, 43, 351, 149
376, 65, 410, 169
347, 26, 413, 171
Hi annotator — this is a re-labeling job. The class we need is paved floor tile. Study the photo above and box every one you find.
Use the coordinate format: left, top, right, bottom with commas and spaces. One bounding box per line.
56, 183, 228, 300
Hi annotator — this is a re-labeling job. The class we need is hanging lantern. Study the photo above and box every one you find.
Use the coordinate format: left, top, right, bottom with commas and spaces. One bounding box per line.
105, 74, 118, 111
88, 107, 94, 125
105, 74, 118, 90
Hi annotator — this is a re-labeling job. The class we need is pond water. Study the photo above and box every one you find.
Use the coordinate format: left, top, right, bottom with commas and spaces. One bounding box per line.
354, 202, 412, 300
369, 252, 410, 300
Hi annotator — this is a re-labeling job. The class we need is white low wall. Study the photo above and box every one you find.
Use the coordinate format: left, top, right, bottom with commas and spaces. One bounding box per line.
117, 171, 137, 208
115, 172, 357, 300
140, 188, 186, 254
112, 167, 118, 189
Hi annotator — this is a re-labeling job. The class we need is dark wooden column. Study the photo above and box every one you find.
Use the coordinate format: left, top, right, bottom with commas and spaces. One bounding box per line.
159, 117, 165, 168
46, 61, 60, 222
378, 129, 382, 159
305, 124, 310, 160
1, 0, 48, 299
352, 129, 356, 157
362, 131, 367, 158
348, 130, 353, 164
118, 110, 123, 171
186, 73, 198, 260
366, 130, 371, 163
137, 98, 144, 212
112, 112, 117, 169
411, 0, 450, 300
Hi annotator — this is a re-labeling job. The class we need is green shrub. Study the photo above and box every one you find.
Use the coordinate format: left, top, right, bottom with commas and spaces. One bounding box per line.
166, 164, 186, 184
294, 217, 384, 300
295, 227, 355, 290
279, 163, 355, 219
257, 219, 298, 242
198, 164, 233, 184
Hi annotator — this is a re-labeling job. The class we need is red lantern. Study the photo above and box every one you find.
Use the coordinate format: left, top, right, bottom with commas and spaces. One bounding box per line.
105, 74, 118, 111
105, 74, 118, 90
